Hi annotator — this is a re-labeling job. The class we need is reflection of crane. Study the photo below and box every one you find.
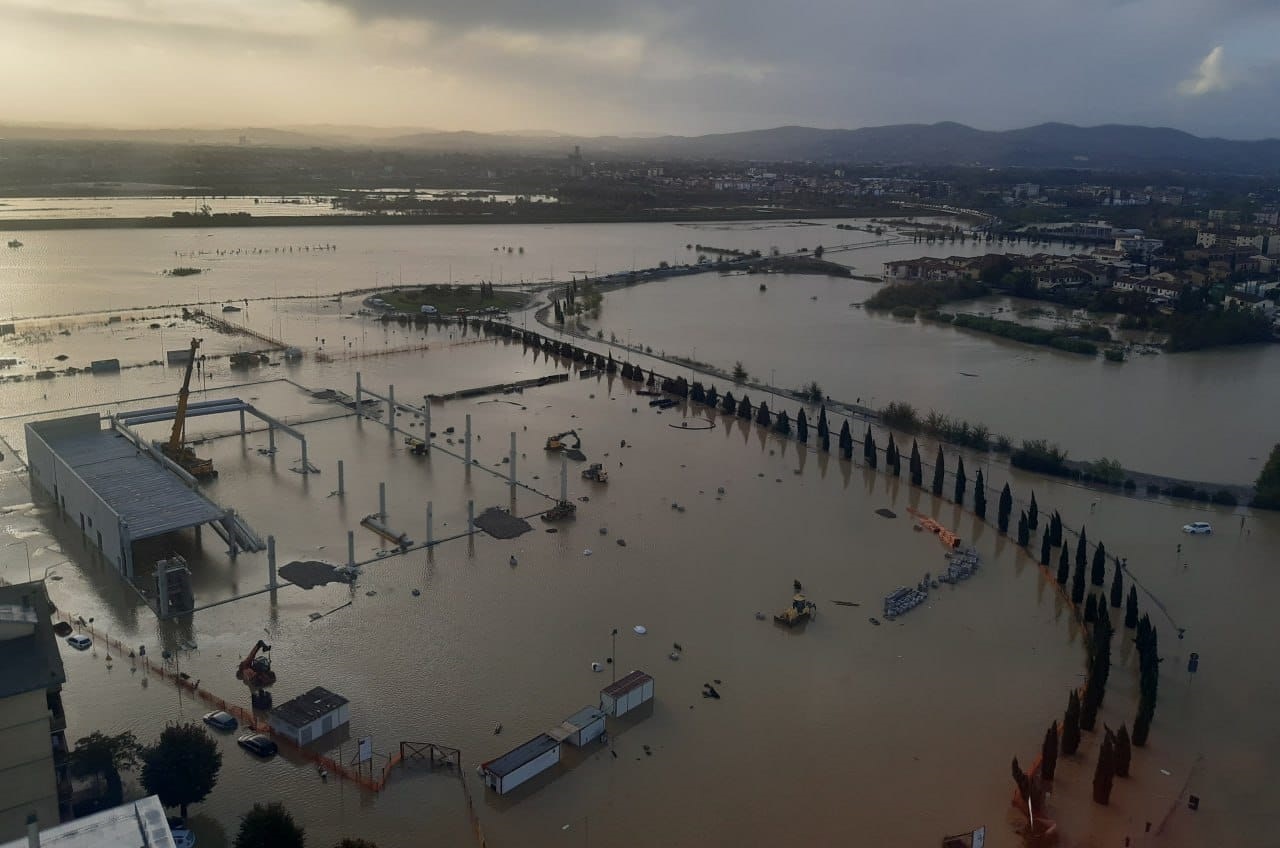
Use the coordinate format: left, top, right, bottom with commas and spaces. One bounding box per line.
236, 639, 276, 709
544, 429, 580, 451
161, 338, 216, 479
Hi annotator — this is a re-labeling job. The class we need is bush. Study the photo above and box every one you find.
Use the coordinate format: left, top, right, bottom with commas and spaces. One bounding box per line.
1145, 483, 1160, 496
1210, 489, 1238, 506
1124, 479, 1137, 491
1011, 440, 1070, 476
880, 401, 921, 432
891, 305, 918, 319
865, 278, 989, 311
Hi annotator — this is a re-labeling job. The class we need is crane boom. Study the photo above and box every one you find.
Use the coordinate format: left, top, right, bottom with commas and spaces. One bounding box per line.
168, 338, 200, 452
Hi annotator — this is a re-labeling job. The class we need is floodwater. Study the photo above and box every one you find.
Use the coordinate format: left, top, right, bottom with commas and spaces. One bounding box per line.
0, 218, 1278, 847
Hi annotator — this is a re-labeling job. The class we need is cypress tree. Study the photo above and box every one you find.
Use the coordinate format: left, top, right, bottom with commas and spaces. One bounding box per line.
931, 445, 945, 496
1110, 561, 1124, 608
839, 421, 853, 460
1017, 510, 1030, 547
1084, 593, 1098, 623
1062, 690, 1081, 755
1091, 541, 1107, 586
1040, 721, 1059, 781
1124, 585, 1139, 628
954, 456, 967, 505
821, 429, 831, 454
909, 440, 923, 487
974, 469, 987, 519
865, 428, 878, 469
1076, 526, 1089, 569
755, 402, 771, 428
1057, 542, 1070, 585
737, 395, 752, 419
1050, 511, 1062, 547
1011, 757, 1031, 807
1114, 725, 1132, 778
1093, 730, 1116, 804
796, 410, 809, 443
773, 410, 791, 436
721, 391, 735, 413
1133, 696, 1153, 747
886, 435, 900, 475
1028, 492, 1039, 530
997, 484, 1013, 534
1040, 527, 1051, 566
817, 406, 829, 440
705, 385, 718, 407
1071, 554, 1086, 605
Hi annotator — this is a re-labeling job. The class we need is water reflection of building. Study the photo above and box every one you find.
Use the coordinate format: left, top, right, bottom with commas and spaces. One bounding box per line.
567, 145, 585, 179
0, 581, 70, 839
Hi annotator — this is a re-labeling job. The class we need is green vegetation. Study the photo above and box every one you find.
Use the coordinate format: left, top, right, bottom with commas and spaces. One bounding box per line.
865, 278, 988, 311
974, 468, 987, 519
1093, 729, 1116, 805
922, 410, 990, 450
1011, 440, 1070, 476
1165, 303, 1274, 352
890, 305, 917, 319
142, 723, 222, 819
879, 401, 921, 432
235, 802, 305, 848
732, 361, 748, 383
931, 445, 945, 496
998, 483, 1013, 534
164, 267, 203, 277
1062, 690, 1081, 756
377, 284, 528, 314
950, 313, 1101, 355
909, 440, 923, 487
1253, 444, 1280, 509
1040, 721, 1059, 781
70, 731, 143, 808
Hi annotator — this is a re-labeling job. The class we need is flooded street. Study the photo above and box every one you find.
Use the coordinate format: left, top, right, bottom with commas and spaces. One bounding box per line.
0, 221, 1277, 847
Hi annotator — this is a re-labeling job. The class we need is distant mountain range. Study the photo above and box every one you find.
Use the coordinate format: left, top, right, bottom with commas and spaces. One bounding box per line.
3, 121, 1278, 174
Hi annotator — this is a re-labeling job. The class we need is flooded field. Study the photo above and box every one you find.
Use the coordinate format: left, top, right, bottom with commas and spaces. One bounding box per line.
2, 331, 1276, 848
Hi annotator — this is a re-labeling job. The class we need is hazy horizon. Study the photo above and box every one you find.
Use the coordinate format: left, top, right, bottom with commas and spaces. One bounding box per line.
2, 0, 1278, 139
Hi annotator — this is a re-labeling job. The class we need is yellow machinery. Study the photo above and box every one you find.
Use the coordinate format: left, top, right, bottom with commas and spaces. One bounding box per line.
545, 429, 580, 451
161, 338, 217, 479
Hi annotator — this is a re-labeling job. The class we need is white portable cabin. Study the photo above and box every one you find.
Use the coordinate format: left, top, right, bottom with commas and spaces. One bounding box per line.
480, 734, 561, 795
548, 706, 607, 747
599, 670, 654, 718
269, 686, 350, 746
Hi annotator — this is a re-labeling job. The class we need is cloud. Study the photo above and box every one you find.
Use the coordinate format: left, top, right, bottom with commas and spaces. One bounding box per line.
1178, 45, 1229, 95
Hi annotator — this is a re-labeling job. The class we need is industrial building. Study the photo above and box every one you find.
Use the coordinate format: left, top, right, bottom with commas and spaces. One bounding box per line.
0, 795, 177, 848
480, 734, 561, 795
269, 687, 350, 746
23, 413, 263, 579
548, 706, 606, 747
600, 670, 654, 718
0, 582, 70, 840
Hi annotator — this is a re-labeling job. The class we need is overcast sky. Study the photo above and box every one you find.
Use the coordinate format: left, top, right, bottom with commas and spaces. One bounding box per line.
1, 0, 1277, 138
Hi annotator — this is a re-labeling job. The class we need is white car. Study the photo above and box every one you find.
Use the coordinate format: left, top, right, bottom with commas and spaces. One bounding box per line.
66, 634, 92, 650
1182, 522, 1213, 535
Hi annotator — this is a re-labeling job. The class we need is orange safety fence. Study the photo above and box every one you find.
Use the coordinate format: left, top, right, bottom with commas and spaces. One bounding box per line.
906, 508, 962, 549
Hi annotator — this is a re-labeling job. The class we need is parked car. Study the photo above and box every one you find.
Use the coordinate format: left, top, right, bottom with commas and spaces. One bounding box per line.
1182, 522, 1213, 535
237, 733, 278, 758
202, 710, 237, 732
65, 634, 92, 650
168, 818, 196, 848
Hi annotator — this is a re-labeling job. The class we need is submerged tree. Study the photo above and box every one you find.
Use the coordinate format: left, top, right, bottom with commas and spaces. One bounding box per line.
721, 391, 736, 413
931, 445, 945, 496
1124, 585, 1139, 628
1092, 730, 1116, 805
954, 456, 967, 505
817, 405, 830, 441
839, 421, 853, 460
1110, 560, 1124, 608
234, 802, 305, 848
1091, 541, 1108, 586
1017, 510, 1030, 547
1028, 491, 1039, 530
909, 440, 923, 486
1076, 526, 1089, 569
1062, 690, 1081, 756
1114, 724, 1132, 778
1057, 541, 1070, 586
1040, 721, 1059, 781
974, 468, 987, 519
1010, 757, 1032, 808
773, 409, 791, 436
1040, 527, 1052, 566
1050, 511, 1063, 547
998, 483, 1013, 534
737, 395, 752, 420
755, 401, 771, 428
796, 409, 809, 444
865, 427, 878, 469
142, 723, 222, 820
1084, 592, 1098, 624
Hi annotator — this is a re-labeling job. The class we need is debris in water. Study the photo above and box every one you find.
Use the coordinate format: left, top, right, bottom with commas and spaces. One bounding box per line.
509, 555, 518, 567
599, 527, 608, 535
832, 600, 859, 607
875, 508, 897, 519
616, 539, 626, 547
583, 549, 593, 556
411, 589, 421, 597
494, 724, 503, 735
633, 625, 647, 635
793, 579, 802, 592
869, 617, 881, 626
755, 612, 766, 620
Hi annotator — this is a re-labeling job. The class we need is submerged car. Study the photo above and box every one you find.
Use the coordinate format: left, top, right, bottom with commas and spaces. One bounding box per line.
237, 733, 278, 758
1182, 522, 1213, 535
65, 634, 92, 650
168, 818, 196, 848
202, 710, 237, 732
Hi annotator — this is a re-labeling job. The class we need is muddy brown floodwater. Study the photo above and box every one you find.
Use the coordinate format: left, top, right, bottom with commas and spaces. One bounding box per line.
2, 328, 1276, 848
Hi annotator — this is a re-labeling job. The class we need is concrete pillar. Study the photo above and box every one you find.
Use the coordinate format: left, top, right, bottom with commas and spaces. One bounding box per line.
267, 536, 277, 590
157, 564, 169, 618
337, 460, 345, 496
465, 414, 472, 465
387, 384, 396, 432
300, 438, 309, 474
378, 482, 387, 522
467, 500, 474, 534
560, 457, 568, 502
239, 408, 246, 435
423, 396, 431, 454
355, 371, 363, 413
268, 426, 276, 453
426, 502, 433, 545
509, 431, 517, 486
347, 530, 355, 568
225, 509, 238, 559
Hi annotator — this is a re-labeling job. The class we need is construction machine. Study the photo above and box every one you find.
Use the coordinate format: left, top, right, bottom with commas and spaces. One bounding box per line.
544, 429, 580, 452
236, 639, 276, 709
162, 338, 217, 479
581, 463, 609, 483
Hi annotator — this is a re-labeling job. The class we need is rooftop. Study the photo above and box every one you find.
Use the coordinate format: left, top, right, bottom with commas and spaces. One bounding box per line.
0, 796, 174, 848
27, 415, 225, 540
0, 581, 66, 699
482, 734, 560, 778
272, 686, 349, 728
601, 669, 652, 699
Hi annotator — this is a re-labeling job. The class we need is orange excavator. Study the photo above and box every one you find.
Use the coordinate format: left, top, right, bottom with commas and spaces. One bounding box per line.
161, 337, 216, 479
236, 639, 276, 709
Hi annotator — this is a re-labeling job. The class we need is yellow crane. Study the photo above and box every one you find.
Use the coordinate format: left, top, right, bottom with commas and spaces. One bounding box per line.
161, 338, 216, 479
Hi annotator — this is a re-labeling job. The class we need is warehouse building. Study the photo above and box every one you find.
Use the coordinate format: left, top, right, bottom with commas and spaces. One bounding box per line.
548, 706, 607, 747
269, 687, 350, 746
480, 734, 561, 795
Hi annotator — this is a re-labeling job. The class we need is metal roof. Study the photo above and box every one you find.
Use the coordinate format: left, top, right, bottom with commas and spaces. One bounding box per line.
0, 582, 66, 698
482, 734, 560, 777
0, 795, 176, 848
601, 669, 652, 700
40, 428, 224, 540
272, 686, 349, 729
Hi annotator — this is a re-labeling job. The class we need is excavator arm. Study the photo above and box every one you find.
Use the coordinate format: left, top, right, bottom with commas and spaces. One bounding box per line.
167, 338, 200, 452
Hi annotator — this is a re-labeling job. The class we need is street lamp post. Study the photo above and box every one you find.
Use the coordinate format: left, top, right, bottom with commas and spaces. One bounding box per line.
610, 628, 618, 683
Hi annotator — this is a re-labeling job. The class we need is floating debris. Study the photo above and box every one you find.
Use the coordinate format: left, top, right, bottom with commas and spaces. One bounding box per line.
831, 600, 859, 607
869, 617, 881, 626
411, 589, 421, 597
875, 508, 897, 519
616, 539, 627, 547
633, 625, 647, 635
583, 548, 593, 556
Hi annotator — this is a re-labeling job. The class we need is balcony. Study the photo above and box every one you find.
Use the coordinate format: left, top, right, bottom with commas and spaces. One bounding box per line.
47, 690, 67, 734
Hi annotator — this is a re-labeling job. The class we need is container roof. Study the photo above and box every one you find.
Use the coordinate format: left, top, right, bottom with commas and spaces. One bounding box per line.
601, 669, 652, 699
0, 795, 175, 848
272, 686, 349, 728
482, 734, 559, 777
0, 582, 66, 698
29, 420, 224, 540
